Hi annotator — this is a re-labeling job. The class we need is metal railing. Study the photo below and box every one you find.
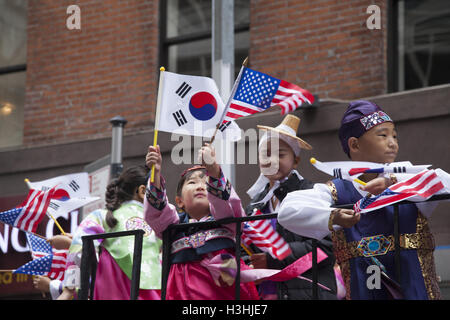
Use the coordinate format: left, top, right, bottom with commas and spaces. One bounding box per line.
79, 194, 450, 300
79, 229, 144, 300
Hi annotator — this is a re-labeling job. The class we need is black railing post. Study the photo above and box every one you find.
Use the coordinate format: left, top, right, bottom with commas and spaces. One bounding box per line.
79, 230, 145, 300
235, 221, 242, 300
89, 242, 98, 301
161, 228, 172, 300
130, 229, 145, 300
79, 237, 94, 300
394, 204, 401, 283
312, 239, 318, 299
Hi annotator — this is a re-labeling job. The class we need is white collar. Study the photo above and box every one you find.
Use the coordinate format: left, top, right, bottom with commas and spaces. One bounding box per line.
247, 170, 304, 205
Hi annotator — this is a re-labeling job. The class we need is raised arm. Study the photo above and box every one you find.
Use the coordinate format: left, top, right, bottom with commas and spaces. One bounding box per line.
144, 144, 179, 239
199, 143, 246, 221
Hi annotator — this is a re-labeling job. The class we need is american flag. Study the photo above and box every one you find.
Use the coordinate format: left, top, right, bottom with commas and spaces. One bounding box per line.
0, 186, 57, 233
354, 169, 444, 214
222, 67, 314, 123
241, 209, 292, 260
14, 233, 67, 280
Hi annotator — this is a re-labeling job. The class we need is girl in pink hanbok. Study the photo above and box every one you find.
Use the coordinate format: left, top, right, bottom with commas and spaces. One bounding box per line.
144, 143, 259, 300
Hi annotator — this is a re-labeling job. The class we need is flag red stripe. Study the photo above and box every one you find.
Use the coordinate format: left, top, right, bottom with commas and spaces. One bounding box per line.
392, 173, 439, 195
390, 170, 429, 191
274, 90, 301, 98
417, 181, 444, 197
348, 168, 372, 176
224, 111, 243, 120
279, 80, 315, 102
17, 187, 56, 233
279, 80, 303, 91
365, 193, 412, 209
243, 210, 292, 260
228, 103, 261, 114
17, 191, 44, 231
28, 187, 55, 232
19, 189, 40, 208
27, 191, 50, 232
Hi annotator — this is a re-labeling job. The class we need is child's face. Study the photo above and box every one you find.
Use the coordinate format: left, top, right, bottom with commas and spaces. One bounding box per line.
350, 122, 398, 163
175, 170, 210, 219
259, 138, 299, 182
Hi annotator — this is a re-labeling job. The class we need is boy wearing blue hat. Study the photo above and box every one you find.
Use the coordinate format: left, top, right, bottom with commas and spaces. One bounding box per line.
278, 100, 448, 300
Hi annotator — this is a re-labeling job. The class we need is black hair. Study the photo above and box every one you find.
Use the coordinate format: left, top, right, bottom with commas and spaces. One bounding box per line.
105, 165, 149, 228
175, 167, 207, 197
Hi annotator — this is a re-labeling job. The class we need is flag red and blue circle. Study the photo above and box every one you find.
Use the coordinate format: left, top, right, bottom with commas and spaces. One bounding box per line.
53, 188, 71, 201
189, 91, 217, 121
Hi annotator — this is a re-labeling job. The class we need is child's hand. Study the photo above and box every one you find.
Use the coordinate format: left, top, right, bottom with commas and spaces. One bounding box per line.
57, 287, 75, 300
332, 209, 360, 229
47, 234, 72, 249
359, 177, 391, 195
198, 143, 220, 179
146, 145, 162, 175
249, 253, 268, 269
33, 275, 51, 292
146, 145, 162, 188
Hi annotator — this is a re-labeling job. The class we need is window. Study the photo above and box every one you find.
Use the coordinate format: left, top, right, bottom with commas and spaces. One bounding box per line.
0, 0, 27, 149
393, 0, 450, 91
160, 0, 250, 78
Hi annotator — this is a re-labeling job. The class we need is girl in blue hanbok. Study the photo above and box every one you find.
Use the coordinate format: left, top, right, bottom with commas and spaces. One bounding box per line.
278, 100, 450, 300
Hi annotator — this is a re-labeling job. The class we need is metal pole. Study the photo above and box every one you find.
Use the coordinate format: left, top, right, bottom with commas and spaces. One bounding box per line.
79, 230, 144, 300
397, 0, 405, 91
109, 116, 127, 179
312, 239, 318, 300
212, 0, 235, 185
130, 229, 144, 300
394, 204, 401, 283
89, 245, 97, 301
235, 220, 242, 300
161, 228, 172, 300
79, 237, 94, 300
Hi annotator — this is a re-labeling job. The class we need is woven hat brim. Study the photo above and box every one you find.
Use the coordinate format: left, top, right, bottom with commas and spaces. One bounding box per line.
257, 125, 313, 150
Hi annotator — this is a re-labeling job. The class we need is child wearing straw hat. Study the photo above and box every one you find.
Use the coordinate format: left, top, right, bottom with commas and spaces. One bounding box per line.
245, 114, 337, 300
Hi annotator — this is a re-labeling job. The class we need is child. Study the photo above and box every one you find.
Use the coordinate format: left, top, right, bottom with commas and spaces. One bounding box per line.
144, 143, 259, 300
59, 166, 162, 300
278, 100, 450, 300
245, 114, 337, 300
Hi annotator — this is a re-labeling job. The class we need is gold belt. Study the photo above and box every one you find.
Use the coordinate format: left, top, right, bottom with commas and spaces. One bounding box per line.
332, 231, 435, 264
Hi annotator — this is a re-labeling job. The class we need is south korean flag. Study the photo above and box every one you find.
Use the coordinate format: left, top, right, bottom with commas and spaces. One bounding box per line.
27, 173, 100, 217
156, 71, 242, 141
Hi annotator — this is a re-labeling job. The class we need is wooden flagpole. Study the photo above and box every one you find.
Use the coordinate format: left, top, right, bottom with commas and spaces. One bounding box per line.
151, 67, 165, 182
241, 243, 253, 256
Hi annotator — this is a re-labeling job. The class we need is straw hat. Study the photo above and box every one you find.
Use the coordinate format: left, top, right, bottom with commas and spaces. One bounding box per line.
257, 114, 312, 151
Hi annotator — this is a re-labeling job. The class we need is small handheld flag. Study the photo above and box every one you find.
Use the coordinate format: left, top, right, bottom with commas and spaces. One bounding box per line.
14, 233, 67, 280
25, 178, 66, 235
309, 157, 432, 180
353, 169, 444, 214
153, 69, 242, 142
241, 209, 292, 260
24, 173, 100, 233
0, 186, 58, 234
222, 66, 315, 124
